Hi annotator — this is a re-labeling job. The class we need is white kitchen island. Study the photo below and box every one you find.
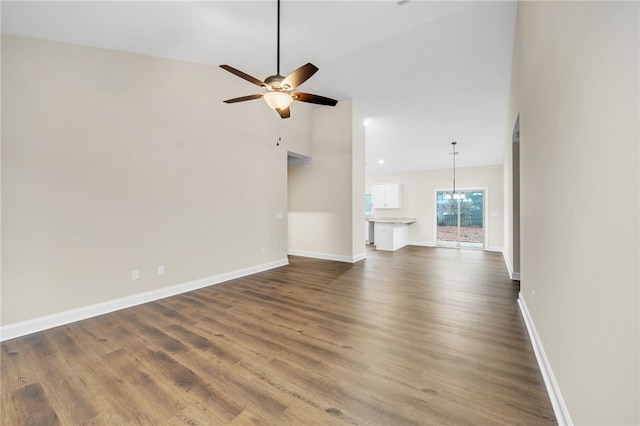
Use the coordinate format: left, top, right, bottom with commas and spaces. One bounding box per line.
368, 218, 416, 251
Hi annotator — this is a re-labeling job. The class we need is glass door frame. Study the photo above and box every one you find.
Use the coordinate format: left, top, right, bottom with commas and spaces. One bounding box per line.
434, 187, 488, 249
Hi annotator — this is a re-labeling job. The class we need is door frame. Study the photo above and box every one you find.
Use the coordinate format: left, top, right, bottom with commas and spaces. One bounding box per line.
434, 186, 489, 249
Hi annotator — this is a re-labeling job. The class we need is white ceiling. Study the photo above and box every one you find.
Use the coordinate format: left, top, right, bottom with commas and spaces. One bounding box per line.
1, 0, 517, 175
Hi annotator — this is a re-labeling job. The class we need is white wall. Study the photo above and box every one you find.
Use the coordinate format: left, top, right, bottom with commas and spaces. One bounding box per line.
288, 99, 366, 262
503, 121, 520, 278
505, 2, 639, 424
351, 103, 366, 261
367, 165, 504, 251
1, 35, 312, 327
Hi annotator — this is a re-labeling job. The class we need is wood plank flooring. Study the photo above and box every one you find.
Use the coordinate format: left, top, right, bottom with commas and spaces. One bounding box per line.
1, 246, 556, 425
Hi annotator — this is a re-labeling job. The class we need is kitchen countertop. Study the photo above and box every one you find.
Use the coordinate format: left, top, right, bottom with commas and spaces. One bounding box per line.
366, 217, 416, 224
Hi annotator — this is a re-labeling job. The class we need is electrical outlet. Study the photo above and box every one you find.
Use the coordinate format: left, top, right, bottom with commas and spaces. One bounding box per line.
132, 269, 140, 280
158, 266, 165, 276
260, 248, 265, 255
276, 213, 284, 219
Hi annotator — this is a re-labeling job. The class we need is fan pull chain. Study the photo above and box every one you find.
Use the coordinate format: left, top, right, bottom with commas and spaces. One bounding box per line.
277, 121, 281, 146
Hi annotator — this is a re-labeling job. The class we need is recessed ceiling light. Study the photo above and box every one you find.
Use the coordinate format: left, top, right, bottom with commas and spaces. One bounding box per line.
378, 159, 385, 165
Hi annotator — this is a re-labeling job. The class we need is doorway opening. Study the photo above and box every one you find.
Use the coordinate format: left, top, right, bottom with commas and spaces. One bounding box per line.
436, 190, 485, 248
511, 115, 521, 279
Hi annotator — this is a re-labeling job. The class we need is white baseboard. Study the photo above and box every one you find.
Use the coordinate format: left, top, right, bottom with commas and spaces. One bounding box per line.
502, 250, 521, 280
0, 258, 289, 342
352, 252, 367, 263
408, 241, 436, 247
409, 242, 504, 254
518, 293, 573, 425
503, 250, 513, 277
287, 249, 364, 263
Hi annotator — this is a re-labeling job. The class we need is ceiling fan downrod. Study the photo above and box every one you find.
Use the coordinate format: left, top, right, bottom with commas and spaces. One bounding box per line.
276, 0, 281, 77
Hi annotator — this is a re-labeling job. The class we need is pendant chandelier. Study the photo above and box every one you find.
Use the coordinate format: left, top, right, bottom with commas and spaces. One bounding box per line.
445, 141, 465, 200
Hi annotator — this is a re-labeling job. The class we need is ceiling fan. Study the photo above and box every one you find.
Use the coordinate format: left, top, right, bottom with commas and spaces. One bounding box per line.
220, 0, 338, 119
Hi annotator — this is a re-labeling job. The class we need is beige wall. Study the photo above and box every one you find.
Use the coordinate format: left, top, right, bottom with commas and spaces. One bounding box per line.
505, 1, 639, 423
288, 99, 366, 262
367, 165, 504, 250
1, 35, 313, 325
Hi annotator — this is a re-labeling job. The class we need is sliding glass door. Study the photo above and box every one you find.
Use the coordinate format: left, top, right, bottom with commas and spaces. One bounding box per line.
436, 190, 485, 248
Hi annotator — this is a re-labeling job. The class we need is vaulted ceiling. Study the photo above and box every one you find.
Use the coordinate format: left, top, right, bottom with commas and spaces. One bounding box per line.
1, 0, 517, 175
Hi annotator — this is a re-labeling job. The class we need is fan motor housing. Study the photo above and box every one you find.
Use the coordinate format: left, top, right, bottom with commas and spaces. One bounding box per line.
265, 74, 286, 90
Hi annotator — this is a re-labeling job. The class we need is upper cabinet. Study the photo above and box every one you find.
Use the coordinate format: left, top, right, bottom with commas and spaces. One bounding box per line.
371, 183, 401, 209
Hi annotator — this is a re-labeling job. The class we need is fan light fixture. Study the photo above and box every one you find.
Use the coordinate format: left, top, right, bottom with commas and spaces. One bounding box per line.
263, 91, 293, 110
444, 141, 466, 200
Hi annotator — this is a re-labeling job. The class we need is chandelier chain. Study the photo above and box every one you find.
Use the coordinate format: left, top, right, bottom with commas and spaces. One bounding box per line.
452, 141, 457, 195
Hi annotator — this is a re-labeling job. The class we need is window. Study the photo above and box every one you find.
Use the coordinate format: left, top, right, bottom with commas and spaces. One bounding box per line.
365, 194, 373, 216
436, 190, 485, 248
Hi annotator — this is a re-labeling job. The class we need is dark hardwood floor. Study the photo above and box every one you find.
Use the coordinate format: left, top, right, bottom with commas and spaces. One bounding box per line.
1, 246, 556, 425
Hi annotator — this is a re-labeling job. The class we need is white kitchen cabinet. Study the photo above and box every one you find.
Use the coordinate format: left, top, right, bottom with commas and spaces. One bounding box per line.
371, 183, 401, 209
373, 222, 409, 251
372, 185, 386, 209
